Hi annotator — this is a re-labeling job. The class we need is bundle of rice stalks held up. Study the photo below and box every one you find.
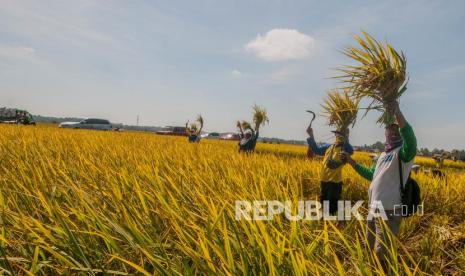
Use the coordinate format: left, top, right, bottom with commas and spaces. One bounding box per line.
321, 89, 359, 132
236, 105, 269, 135
336, 31, 407, 125
187, 115, 204, 134
252, 104, 269, 132
196, 115, 204, 130
236, 120, 253, 135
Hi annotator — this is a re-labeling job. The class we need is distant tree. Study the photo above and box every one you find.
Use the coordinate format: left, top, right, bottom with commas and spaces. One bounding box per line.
454, 149, 465, 160
371, 141, 385, 151
419, 147, 431, 156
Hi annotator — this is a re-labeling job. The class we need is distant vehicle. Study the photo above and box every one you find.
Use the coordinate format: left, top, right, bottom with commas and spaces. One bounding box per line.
156, 126, 188, 136
201, 132, 220, 139
219, 132, 241, 141
0, 107, 36, 125
59, 118, 112, 130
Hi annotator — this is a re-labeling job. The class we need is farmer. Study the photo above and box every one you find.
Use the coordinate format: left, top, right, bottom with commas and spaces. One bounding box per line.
186, 115, 203, 143
306, 125, 354, 214
186, 124, 202, 143
342, 101, 417, 265
187, 130, 200, 143
238, 129, 259, 153
433, 154, 445, 169
431, 153, 447, 179
237, 105, 268, 153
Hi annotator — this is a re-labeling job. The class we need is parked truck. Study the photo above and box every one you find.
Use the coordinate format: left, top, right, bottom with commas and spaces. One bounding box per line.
156, 126, 188, 136
0, 107, 36, 125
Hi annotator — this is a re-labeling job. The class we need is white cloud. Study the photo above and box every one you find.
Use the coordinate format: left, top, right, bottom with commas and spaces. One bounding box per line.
231, 69, 242, 77
245, 28, 315, 62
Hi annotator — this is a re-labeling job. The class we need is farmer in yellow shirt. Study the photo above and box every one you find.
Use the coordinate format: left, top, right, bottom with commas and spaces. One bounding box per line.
307, 126, 353, 214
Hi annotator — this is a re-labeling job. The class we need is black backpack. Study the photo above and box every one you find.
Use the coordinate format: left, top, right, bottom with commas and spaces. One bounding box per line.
398, 157, 421, 217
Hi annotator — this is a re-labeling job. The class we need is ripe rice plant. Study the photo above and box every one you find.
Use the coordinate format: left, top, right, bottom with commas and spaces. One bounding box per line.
186, 115, 204, 133
252, 104, 269, 132
237, 105, 269, 135
236, 120, 253, 136
321, 89, 360, 132
0, 124, 464, 275
336, 31, 408, 125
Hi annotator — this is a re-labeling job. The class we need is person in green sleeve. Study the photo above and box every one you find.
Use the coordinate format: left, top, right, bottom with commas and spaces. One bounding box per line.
342, 100, 417, 265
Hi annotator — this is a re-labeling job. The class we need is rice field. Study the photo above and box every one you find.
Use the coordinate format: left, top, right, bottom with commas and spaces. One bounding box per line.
0, 124, 464, 275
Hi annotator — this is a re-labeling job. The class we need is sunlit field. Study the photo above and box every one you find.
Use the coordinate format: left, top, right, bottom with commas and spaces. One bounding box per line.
0, 124, 464, 275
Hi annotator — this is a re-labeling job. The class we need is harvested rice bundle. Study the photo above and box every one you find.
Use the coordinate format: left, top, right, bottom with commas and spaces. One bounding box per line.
336, 31, 407, 125
252, 104, 269, 133
236, 120, 253, 136
236, 105, 269, 135
321, 89, 359, 132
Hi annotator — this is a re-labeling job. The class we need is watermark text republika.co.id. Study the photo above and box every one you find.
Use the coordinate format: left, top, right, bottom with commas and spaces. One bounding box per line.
235, 200, 423, 221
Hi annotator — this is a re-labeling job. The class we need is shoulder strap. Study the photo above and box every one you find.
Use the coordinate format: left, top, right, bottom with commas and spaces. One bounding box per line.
398, 153, 404, 192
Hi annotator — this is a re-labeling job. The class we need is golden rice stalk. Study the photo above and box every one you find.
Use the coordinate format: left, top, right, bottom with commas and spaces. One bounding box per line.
242, 121, 253, 131
321, 89, 359, 132
196, 115, 204, 131
186, 115, 203, 134
242, 121, 253, 132
336, 31, 407, 125
236, 120, 253, 135
236, 120, 243, 135
252, 104, 269, 132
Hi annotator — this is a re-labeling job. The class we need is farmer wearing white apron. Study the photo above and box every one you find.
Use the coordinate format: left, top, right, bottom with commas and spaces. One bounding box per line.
343, 101, 417, 265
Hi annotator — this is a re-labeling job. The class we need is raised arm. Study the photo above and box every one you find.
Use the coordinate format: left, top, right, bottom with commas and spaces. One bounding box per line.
236, 121, 244, 137
185, 121, 192, 135
306, 126, 330, 156
399, 124, 416, 162
390, 101, 417, 162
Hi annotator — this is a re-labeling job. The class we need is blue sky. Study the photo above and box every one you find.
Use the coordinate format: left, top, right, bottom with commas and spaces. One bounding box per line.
1, 0, 464, 150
